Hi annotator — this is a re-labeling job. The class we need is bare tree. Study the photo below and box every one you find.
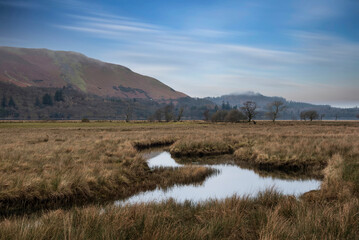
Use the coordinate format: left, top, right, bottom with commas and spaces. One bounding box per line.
308, 111, 319, 121
164, 104, 174, 122
241, 101, 257, 122
300, 111, 307, 121
124, 106, 132, 122
154, 108, 163, 122
203, 109, 210, 121
300, 110, 319, 121
266, 101, 286, 122
176, 107, 184, 121
320, 114, 325, 121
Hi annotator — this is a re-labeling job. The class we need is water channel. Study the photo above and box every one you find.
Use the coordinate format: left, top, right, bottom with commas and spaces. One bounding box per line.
115, 151, 321, 205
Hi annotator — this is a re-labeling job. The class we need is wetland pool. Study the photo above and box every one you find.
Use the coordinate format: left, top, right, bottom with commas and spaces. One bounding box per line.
116, 151, 321, 205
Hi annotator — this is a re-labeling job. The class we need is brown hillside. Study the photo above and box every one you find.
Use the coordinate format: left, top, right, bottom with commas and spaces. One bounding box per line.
0, 47, 187, 100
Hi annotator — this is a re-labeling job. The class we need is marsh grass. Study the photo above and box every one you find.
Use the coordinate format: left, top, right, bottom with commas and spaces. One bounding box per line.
133, 136, 176, 150
0, 121, 359, 239
1, 188, 358, 240
0, 127, 213, 215
170, 139, 236, 157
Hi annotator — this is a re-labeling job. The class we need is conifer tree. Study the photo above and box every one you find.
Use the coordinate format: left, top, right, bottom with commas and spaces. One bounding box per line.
42, 94, 53, 106
1, 96, 6, 108
8, 96, 16, 108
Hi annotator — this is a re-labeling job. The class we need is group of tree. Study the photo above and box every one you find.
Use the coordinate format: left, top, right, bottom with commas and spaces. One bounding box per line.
209, 100, 289, 123
35, 90, 65, 107
208, 101, 257, 123
147, 100, 356, 123
1, 96, 16, 109
300, 110, 319, 121
149, 104, 184, 122
210, 109, 246, 122
221, 101, 236, 110
0, 96, 18, 118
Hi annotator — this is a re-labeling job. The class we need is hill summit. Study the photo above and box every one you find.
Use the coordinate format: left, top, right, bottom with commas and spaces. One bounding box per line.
0, 46, 186, 100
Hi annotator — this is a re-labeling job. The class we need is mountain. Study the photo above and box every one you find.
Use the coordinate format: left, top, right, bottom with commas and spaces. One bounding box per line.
0, 46, 186, 100
207, 93, 286, 111
206, 94, 359, 120
0, 46, 357, 120
0, 46, 209, 120
0, 81, 213, 120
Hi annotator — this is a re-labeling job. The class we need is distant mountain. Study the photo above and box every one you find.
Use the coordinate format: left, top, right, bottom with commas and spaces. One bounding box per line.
206, 94, 359, 120
0, 46, 210, 120
0, 46, 357, 120
207, 93, 286, 111
0, 46, 186, 100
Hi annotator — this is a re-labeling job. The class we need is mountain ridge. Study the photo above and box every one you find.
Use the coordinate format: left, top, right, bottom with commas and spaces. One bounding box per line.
0, 46, 187, 100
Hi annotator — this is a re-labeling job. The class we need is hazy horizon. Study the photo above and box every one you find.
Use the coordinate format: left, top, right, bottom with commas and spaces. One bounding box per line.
1, 0, 358, 108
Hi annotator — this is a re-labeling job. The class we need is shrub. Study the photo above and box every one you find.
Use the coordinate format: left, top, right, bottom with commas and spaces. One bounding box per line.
211, 110, 228, 122
224, 109, 246, 122
81, 117, 90, 122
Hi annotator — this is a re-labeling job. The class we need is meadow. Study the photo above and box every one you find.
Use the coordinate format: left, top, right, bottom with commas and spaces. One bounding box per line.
0, 120, 358, 239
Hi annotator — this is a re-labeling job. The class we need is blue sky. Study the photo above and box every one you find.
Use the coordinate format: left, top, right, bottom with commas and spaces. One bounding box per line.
0, 0, 359, 107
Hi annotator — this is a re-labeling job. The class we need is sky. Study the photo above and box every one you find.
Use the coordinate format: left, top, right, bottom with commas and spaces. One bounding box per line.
0, 0, 358, 107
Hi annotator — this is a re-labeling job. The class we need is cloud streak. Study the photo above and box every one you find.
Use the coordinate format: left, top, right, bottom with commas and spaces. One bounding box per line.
1, 0, 357, 106
48, 2, 359, 106
57, 12, 359, 104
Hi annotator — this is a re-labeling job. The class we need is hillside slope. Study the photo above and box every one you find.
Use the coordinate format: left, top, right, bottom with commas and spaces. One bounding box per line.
0, 47, 186, 100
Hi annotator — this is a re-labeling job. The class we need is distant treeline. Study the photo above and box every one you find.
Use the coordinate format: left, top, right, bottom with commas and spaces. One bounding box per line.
0, 82, 358, 120
207, 94, 359, 120
0, 82, 212, 120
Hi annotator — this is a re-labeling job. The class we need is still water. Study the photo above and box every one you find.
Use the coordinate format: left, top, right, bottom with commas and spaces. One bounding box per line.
116, 151, 321, 205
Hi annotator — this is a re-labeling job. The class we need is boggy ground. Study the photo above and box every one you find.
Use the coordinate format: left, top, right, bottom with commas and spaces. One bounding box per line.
0, 120, 358, 239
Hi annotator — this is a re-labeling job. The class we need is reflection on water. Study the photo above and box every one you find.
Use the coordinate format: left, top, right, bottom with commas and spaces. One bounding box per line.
116, 152, 321, 205
146, 152, 182, 168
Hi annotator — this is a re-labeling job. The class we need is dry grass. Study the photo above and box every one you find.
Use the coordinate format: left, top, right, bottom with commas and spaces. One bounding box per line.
0, 124, 214, 215
133, 136, 177, 150
1, 190, 358, 240
0, 120, 359, 239
170, 139, 235, 157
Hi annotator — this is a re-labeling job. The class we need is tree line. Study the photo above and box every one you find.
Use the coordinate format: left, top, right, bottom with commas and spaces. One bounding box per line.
35, 90, 65, 107
144, 100, 358, 123
147, 104, 184, 122
204, 100, 339, 123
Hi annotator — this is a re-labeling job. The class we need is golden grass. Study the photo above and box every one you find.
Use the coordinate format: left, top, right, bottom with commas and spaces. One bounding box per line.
1, 190, 358, 240
133, 136, 177, 150
0, 121, 358, 239
0, 126, 214, 214
170, 139, 235, 157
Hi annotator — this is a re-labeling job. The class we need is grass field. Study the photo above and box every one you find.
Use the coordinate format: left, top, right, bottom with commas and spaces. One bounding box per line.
0, 120, 358, 239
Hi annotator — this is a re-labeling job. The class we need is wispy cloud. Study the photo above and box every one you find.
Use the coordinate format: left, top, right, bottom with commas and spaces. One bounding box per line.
291, 0, 343, 24
51, 6, 359, 106
290, 31, 359, 61
0, 0, 356, 106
